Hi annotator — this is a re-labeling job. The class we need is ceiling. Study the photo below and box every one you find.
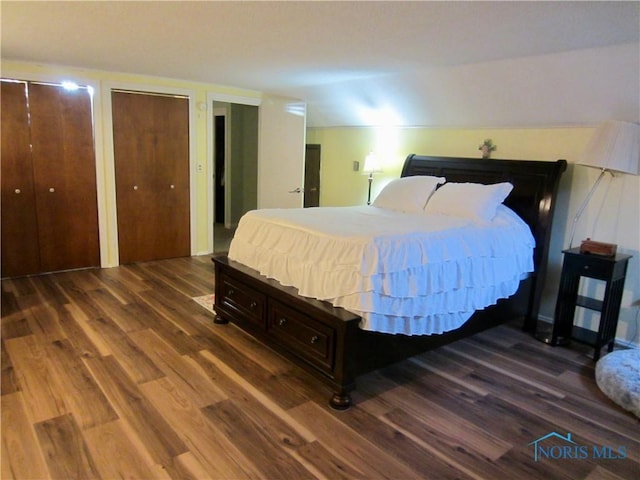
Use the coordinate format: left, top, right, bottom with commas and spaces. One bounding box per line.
2, 1, 639, 127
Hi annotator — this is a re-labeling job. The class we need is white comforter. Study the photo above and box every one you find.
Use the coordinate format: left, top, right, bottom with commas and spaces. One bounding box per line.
228, 205, 535, 335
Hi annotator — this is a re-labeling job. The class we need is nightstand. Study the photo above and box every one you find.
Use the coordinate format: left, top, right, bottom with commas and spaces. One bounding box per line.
548, 247, 631, 360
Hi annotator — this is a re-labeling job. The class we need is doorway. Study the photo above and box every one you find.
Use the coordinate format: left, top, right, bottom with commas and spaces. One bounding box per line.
212, 102, 258, 252
304, 144, 321, 208
214, 113, 226, 225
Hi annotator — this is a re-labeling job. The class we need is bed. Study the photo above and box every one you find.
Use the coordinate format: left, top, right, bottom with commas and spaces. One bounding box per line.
212, 154, 567, 409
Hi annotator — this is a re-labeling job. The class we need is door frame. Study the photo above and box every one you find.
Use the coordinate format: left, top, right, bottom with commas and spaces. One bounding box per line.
206, 92, 261, 253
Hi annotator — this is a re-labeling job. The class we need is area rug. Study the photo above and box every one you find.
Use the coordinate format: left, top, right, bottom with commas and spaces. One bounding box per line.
595, 348, 640, 418
192, 293, 215, 315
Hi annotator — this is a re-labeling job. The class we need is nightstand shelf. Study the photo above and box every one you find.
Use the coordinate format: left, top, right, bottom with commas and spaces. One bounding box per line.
547, 247, 631, 361
575, 295, 603, 312
570, 325, 600, 346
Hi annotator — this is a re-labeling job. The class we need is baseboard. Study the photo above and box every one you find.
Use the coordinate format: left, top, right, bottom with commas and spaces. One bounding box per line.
615, 339, 640, 349
535, 316, 640, 350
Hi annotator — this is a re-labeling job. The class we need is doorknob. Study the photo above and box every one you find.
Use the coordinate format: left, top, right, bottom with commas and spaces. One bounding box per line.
288, 188, 303, 193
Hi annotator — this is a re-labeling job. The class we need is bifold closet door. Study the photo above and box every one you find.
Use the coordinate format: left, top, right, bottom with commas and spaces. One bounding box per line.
1, 81, 99, 277
112, 91, 190, 264
1, 81, 41, 277
28, 83, 100, 273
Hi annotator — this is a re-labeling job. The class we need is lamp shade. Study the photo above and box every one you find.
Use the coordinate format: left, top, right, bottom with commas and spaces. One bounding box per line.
362, 152, 382, 174
581, 120, 640, 175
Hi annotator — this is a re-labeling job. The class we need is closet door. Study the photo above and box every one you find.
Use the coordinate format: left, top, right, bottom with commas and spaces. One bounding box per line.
28, 83, 100, 273
1, 81, 41, 277
112, 91, 190, 264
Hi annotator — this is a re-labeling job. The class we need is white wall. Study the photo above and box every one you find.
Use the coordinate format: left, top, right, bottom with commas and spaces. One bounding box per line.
300, 43, 639, 128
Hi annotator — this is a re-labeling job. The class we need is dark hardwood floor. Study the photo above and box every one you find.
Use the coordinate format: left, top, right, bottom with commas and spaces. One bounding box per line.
1, 256, 638, 479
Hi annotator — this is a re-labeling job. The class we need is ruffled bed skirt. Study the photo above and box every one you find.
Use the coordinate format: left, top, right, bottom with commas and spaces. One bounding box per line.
229, 205, 534, 335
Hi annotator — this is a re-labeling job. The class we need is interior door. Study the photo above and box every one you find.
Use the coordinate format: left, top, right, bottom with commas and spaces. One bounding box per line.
258, 95, 306, 209
304, 144, 321, 208
112, 90, 190, 264
1, 81, 41, 277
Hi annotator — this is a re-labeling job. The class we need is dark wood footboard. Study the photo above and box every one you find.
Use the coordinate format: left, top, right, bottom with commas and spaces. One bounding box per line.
212, 254, 361, 409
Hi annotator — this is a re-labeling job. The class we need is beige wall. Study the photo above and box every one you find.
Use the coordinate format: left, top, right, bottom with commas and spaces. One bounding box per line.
307, 126, 640, 346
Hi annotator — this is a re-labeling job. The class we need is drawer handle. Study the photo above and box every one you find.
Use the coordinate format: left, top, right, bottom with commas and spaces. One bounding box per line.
310, 335, 319, 344
278, 317, 287, 326
583, 265, 590, 270
227, 288, 235, 296
250, 301, 257, 309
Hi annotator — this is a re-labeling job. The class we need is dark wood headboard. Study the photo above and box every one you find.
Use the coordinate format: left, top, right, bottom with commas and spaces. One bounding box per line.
401, 154, 567, 329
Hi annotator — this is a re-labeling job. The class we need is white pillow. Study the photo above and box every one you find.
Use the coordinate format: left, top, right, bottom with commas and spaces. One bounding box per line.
424, 182, 514, 222
372, 176, 446, 213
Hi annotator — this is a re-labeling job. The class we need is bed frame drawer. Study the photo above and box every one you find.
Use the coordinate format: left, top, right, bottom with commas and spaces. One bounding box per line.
213, 255, 362, 410
267, 299, 335, 373
218, 272, 266, 328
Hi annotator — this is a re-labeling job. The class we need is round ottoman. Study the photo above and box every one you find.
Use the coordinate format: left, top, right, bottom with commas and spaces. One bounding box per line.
595, 349, 640, 418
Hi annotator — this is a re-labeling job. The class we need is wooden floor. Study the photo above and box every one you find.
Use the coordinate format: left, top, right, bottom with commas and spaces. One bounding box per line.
1, 256, 638, 480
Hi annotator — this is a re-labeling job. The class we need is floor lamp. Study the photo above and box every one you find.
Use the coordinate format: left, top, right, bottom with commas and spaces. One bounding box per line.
363, 152, 382, 205
568, 120, 640, 249
536, 120, 639, 345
